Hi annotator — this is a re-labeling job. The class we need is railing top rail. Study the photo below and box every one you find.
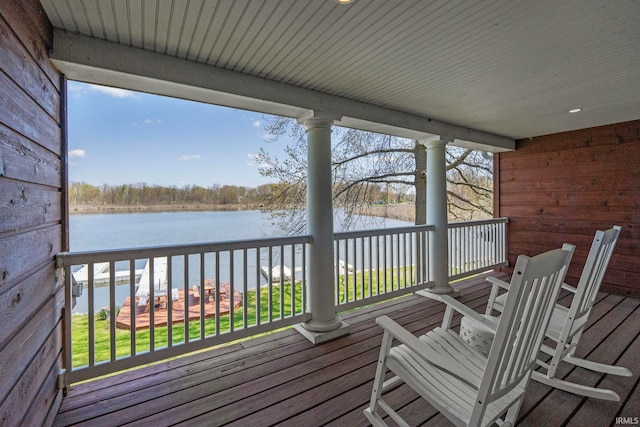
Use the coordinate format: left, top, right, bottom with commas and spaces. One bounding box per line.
56, 234, 312, 267
447, 217, 509, 229
58, 218, 508, 267
334, 224, 435, 240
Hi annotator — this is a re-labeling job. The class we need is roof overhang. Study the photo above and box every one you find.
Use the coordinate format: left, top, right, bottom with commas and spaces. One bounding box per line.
51, 30, 515, 152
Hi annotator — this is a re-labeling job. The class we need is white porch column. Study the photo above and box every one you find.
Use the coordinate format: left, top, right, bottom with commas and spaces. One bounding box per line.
420, 136, 456, 294
294, 111, 350, 344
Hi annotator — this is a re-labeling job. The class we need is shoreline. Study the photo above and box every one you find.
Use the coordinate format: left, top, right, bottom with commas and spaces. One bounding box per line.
69, 203, 418, 223
69, 204, 255, 214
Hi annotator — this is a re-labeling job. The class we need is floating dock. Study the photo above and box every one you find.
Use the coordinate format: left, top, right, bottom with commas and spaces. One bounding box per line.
73, 262, 145, 286
260, 260, 354, 283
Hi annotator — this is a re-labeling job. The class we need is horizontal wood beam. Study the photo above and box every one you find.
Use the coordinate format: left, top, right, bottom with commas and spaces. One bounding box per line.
50, 30, 515, 151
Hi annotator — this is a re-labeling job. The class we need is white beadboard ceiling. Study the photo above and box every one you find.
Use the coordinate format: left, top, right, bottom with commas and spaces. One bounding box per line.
41, 0, 640, 146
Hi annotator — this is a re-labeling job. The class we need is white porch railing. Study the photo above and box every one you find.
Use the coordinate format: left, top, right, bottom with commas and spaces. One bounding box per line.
57, 235, 311, 385
333, 218, 509, 311
448, 218, 509, 281
333, 224, 435, 311
57, 218, 508, 386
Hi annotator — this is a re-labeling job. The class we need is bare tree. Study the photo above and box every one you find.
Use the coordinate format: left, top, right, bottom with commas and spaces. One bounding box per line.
256, 117, 493, 234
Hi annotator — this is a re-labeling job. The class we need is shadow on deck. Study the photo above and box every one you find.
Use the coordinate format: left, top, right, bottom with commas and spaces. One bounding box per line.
54, 272, 640, 426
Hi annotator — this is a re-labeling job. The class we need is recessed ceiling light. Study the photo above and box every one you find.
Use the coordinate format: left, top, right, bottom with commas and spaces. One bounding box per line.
336, 0, 354, 4
569, 108, 583, 113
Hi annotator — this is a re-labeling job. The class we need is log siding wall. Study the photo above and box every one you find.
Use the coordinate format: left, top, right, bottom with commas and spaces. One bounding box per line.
0, 1, 64, 425
496, 120, 640, 298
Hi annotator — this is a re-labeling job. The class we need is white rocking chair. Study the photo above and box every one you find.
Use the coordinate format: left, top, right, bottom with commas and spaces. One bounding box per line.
485, 226, 631, 401
364, 246, 573, 427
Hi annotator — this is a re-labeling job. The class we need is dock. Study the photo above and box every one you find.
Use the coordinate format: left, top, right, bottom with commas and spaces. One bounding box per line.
260, 265, 293, 282
73, 262, 145, 286
259, 260, 354, 283
135, 257, 168, 302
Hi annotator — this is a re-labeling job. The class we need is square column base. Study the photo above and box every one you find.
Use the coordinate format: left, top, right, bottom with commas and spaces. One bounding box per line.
294, 321, 351, 344
418, 288, 460, 298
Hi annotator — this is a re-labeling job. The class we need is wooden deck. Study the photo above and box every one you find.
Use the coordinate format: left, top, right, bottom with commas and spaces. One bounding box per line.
115, 287, 243, 330
54, 272, 640, 426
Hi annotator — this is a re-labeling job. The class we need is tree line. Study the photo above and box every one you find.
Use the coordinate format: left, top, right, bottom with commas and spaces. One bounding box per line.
69, 181, 414, 208
69, 182, 272, 206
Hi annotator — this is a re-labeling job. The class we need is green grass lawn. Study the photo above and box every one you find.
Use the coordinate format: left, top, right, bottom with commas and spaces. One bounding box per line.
336, 266, 415, 303
72, 268, 417, 368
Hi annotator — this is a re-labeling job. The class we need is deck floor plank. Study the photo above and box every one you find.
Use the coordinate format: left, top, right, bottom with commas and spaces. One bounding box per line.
54, 272, 640, 427
518, 295, 639, 426
618, 379, 640, 426
565, 308, 640, 427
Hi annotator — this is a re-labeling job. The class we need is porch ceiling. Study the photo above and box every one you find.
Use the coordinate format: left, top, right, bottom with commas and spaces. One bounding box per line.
40, 0, 640, 149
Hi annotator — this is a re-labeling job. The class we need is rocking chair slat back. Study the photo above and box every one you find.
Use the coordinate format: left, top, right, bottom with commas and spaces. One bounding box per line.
571, 226, 621, 323
479, 247, 572, 404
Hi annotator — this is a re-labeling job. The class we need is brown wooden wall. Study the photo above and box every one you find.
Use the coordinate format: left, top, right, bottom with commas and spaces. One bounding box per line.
495, 120, 640, 298
0, 1, 65, 425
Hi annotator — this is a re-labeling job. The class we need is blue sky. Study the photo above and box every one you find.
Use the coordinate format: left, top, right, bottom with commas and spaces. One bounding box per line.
67, 81, 290, 188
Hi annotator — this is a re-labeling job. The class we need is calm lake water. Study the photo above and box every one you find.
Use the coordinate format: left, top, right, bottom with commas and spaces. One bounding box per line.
70, 210, 411, 313
71, 210, 278, 251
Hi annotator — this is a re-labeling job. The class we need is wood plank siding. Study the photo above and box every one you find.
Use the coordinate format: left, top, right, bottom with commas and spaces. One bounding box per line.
496, 120, 640, 298
0, 1, 64, 426
53, 273, 640, 426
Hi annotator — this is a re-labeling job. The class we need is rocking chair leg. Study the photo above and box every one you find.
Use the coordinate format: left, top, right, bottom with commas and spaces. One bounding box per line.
502, 396, 524, 427
531, 371, 621, 401
365, 330, 395, 426
546, 348, 565, 378
363, 408, 388, 427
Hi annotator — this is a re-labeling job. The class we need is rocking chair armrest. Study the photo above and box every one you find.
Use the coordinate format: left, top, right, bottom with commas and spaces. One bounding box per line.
486, 276, 511, 290
376, 315, 477, 389
561, 283, 578, 293
416, 291, 497, 330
